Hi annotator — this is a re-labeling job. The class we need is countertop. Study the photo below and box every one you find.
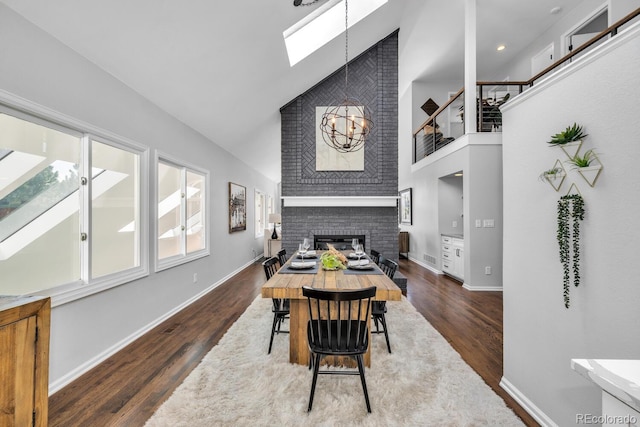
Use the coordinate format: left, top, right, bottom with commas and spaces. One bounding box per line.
571, 359, 640, 412
441, 233, 464, 239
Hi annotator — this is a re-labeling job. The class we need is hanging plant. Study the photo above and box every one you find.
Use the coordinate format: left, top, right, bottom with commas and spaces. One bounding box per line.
557, 194, 585, 308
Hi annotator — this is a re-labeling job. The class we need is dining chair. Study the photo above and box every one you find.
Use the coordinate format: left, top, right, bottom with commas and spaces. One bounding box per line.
370, 249, 381, 265
276, 248, 288, 267
263, 256, 289, 354
372, 255, 398, 353
302, 285, 377, 413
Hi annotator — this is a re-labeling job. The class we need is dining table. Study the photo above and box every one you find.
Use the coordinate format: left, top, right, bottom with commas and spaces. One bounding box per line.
261, 250, 402, 367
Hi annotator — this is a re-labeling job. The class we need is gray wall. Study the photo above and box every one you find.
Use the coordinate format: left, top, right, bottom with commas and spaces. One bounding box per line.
280, 31, 399, 260
0, 4, 277, 391
501, 22, 640, 426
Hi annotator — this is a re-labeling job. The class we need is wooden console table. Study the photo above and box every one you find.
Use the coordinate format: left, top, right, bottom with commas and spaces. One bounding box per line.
0, 296, 50, 427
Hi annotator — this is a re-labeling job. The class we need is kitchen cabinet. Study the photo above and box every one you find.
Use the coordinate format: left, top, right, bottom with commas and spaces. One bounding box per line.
0, 296, 50, 427
442, 234, 464, 281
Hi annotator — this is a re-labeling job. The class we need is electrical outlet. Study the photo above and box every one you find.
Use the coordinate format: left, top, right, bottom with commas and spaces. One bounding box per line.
452, 220, 457, 228
485, 266, 491, 275
193, 273, 198, 283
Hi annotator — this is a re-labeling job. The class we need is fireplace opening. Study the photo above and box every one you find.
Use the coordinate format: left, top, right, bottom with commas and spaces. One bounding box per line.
314, 235, 366, 251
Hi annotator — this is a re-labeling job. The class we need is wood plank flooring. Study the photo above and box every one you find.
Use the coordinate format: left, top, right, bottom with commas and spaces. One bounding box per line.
49, 258, 538, 426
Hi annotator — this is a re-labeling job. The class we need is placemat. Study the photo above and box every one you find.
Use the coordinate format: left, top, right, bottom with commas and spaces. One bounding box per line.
278, 263, 319, 274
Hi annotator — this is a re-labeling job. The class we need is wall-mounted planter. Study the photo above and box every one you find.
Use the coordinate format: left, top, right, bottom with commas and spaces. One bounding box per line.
577, 164, 603, 187
559, 140, 583, 159
568, 149, 603, 188
540, 159, 567, 192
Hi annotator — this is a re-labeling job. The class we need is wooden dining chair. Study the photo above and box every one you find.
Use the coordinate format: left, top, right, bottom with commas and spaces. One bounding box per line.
302, 285, 377, 413
372, 255, 398, 353
262, 256, 289, 354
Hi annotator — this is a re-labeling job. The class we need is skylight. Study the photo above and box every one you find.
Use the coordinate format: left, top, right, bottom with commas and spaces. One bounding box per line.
283, 0, 387, 66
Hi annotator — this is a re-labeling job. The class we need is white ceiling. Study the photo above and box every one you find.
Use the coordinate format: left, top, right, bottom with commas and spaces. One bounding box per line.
0, 0, 584, 182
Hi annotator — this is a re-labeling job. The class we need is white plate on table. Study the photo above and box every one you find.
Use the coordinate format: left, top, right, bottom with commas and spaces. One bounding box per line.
289, 261, 316, 270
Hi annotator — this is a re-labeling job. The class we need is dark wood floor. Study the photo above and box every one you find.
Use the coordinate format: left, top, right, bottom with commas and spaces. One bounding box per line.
49, 258, 538, 426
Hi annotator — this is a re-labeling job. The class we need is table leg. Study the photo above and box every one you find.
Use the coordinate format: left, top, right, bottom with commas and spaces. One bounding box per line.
288, 299, 371, 367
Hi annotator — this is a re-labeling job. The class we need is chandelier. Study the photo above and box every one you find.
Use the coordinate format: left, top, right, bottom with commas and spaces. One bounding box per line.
319, 0, 373, 153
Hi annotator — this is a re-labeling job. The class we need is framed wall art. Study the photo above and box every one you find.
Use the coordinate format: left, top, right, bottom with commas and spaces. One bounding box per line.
399, 188, 412, 225
229, 182, 246, 233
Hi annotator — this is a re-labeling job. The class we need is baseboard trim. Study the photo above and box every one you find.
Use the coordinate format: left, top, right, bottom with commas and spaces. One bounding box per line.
462, 283, 504, 292
407, 255, 441, 274
48, 256, 262, 395
500, 376, 558, 427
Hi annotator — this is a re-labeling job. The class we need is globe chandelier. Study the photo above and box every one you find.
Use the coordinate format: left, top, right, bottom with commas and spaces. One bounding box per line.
319, 0, 373, 153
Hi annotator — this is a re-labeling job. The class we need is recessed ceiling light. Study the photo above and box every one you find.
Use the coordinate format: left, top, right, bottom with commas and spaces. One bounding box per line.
550, 6, 562, 15
496, 44, 506, 51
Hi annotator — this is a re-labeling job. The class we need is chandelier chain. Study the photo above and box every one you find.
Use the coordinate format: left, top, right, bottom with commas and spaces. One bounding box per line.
344, 0, 349, 103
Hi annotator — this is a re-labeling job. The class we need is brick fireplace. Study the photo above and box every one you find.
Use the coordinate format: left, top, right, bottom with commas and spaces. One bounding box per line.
279, 31, 399, 261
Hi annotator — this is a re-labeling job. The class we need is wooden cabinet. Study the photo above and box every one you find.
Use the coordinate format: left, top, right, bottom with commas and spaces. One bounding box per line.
0, 296, 50, 427
442, 235, 464, 281
399, 231, 409, 258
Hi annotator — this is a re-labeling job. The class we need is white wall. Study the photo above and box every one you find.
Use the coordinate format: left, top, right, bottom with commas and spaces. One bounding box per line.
499, 0, 638, 82
0, 5, 277, 391
501, 21, 640, 426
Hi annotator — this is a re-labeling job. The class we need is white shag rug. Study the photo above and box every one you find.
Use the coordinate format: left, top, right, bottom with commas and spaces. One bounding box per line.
145, 296, 524, 427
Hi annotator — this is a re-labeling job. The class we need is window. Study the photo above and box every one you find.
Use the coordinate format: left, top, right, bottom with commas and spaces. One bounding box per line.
0, 104, 148, 304
156, 154, 208, 271
255, 189, 266, 238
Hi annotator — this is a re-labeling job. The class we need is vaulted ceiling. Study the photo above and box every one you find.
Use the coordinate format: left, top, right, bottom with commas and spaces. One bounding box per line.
0, 0, 584, 181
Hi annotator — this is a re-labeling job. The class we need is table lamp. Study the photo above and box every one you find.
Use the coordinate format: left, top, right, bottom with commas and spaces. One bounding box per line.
269, 213, 281, 239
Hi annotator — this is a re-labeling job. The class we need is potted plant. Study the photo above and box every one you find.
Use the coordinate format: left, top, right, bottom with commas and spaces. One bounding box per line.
539, 165, 566, 191
547, 123, 587, 158
538, 166, 565, 181
567, 149, 603, 187
548, 123, 588, 145
557, 194, 585, 308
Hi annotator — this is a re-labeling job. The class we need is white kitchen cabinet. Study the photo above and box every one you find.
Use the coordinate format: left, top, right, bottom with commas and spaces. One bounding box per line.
442, 235, 464, 281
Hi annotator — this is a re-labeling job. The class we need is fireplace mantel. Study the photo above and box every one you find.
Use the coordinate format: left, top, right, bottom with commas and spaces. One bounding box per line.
281, 196, 398, 207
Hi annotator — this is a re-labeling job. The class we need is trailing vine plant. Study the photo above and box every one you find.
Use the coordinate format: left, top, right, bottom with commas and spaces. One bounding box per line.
557, 194, 585, 308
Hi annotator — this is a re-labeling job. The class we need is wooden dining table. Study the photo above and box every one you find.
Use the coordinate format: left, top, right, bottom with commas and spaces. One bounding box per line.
261, 251, 402, 367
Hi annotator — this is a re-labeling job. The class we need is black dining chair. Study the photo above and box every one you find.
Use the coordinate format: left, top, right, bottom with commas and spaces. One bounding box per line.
372, 255, 398, 353
276, 248, 288, 267
302, 285, 377, 413
370, 249, 381, 265
263, 256, 289, 354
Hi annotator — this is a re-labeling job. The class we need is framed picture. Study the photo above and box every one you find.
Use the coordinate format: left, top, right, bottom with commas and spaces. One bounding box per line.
399, 188, 412, 225
229, 182, 246, 233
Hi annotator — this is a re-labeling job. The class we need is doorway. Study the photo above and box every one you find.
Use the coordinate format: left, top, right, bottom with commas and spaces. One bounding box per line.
562, 4, 609, 57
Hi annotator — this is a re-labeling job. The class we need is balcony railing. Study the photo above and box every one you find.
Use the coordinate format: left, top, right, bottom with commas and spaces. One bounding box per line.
412, 7, 640, 164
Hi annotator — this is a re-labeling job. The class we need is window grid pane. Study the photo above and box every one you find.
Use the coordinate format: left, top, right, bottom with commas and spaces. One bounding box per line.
91, 140, 140, 278
0, 113, 81, 294
157, 162, 183, 260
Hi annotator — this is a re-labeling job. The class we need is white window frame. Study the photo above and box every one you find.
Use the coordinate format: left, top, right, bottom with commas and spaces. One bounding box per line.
0, 89, 150, 307
254, 188, 266, 238
155, 151, 210, 272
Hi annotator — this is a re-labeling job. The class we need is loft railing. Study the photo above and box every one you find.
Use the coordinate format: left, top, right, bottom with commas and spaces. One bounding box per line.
412, 7, 640, 164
